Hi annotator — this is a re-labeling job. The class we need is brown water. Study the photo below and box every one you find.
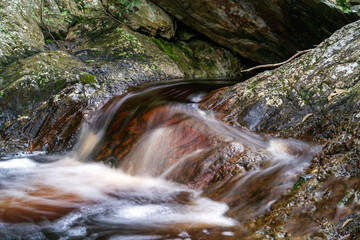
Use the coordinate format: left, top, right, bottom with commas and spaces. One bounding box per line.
0, 80, 322, 239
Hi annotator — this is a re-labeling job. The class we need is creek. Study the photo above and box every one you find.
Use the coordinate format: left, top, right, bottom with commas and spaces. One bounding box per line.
0, 80, 322, 239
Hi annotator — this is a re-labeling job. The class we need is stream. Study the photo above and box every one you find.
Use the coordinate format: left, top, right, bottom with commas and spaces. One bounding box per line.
0, 80, 322, 239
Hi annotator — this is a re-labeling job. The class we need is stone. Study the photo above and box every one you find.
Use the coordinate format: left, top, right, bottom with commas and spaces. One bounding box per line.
0, 50, 87, 126
106, 0, 175, 39
0, 0, 44, 68
150, 37, 243, 78
200, 19, 360, 238
151, 0, 358, 64
41, 0, 105, 39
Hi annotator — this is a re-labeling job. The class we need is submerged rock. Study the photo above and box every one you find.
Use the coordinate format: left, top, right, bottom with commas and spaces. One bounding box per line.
200, 19, 360, 238
151, 0, 358, 63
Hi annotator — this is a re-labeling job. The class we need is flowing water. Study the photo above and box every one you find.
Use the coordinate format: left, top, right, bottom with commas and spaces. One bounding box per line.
0, 80, 322, 239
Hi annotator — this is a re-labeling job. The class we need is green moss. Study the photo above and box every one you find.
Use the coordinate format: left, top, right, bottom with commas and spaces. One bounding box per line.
249, 80, 262, 89
80, 74, 97, 86
151, 37, 180, 62
336, 0, 351, 13
174, 42, 194, 58
293, 175, 312, 190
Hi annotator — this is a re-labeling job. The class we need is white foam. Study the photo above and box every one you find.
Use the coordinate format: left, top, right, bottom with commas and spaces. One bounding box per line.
0, 157, 236, 229
0, 158, 37, 169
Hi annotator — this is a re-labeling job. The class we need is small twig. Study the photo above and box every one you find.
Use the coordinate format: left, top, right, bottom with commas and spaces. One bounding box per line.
40, 0, 62, 49
103, 9, 123, 24
241, 49, 313, 73
102, 9, 135, 28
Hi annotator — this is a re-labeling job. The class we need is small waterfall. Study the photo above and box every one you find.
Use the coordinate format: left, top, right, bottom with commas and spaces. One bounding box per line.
0, 80, 322, 239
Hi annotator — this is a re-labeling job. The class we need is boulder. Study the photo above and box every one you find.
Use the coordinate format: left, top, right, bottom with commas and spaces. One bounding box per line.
70, 21, 184, 81
0, 50, 86, 125
151, 0, 358, 64
41, 0, 105, 39
200, 20, 360, 238
107, 0, 175, 39
0, 0, 105, 68
150, 37, 243, 78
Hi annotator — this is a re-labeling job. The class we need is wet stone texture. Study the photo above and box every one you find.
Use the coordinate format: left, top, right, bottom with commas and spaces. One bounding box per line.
93, 98, 263, 186
200, 20, 360, 238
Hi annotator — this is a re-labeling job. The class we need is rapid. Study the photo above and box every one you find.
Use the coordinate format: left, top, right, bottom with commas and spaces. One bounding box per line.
0, 80, 322, 239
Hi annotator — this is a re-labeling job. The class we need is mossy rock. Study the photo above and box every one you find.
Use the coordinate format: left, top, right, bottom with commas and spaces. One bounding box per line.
71, 24, 184, 83
0, 50, 87, 124
0, 0, 44, 68
151, 37, 243, 78
80, 74, 97, 86
106, 0, 175, 39
42, 0, 105, 38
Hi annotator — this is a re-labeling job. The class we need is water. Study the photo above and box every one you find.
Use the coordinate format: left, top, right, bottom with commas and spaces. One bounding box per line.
0, 80, 322, 239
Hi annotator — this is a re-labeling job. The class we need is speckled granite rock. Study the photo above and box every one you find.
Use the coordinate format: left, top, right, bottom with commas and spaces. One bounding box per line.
200, 20, 360, 239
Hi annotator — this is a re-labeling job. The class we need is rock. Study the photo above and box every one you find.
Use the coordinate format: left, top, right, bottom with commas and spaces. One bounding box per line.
92, 96, 264, 189
150, 37, 243, 78
41, 0, 105, 39
71, 23, 184, 81
0, 50, 91, 152
151, 0, 358, 64
0, 0, 105, 68
0, 8, 245, 153
106, 0, 175, 39
68, 18, 243, 79
0, 50, 87, 126
201, 20, 360, 138
200, 20, 360, 238
176, 25, 199, 42
0, 0, 44, 68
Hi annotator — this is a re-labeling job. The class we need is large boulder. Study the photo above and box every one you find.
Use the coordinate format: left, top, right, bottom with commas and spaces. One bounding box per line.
151, 0, 358, 64
200, 20, 360, 238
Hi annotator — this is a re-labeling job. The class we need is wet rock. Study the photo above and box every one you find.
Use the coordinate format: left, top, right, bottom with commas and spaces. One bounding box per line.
200, 20, 360, 238
92, 100, 263, 189
201, 20, 360, 139
151, 0, 358, 64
